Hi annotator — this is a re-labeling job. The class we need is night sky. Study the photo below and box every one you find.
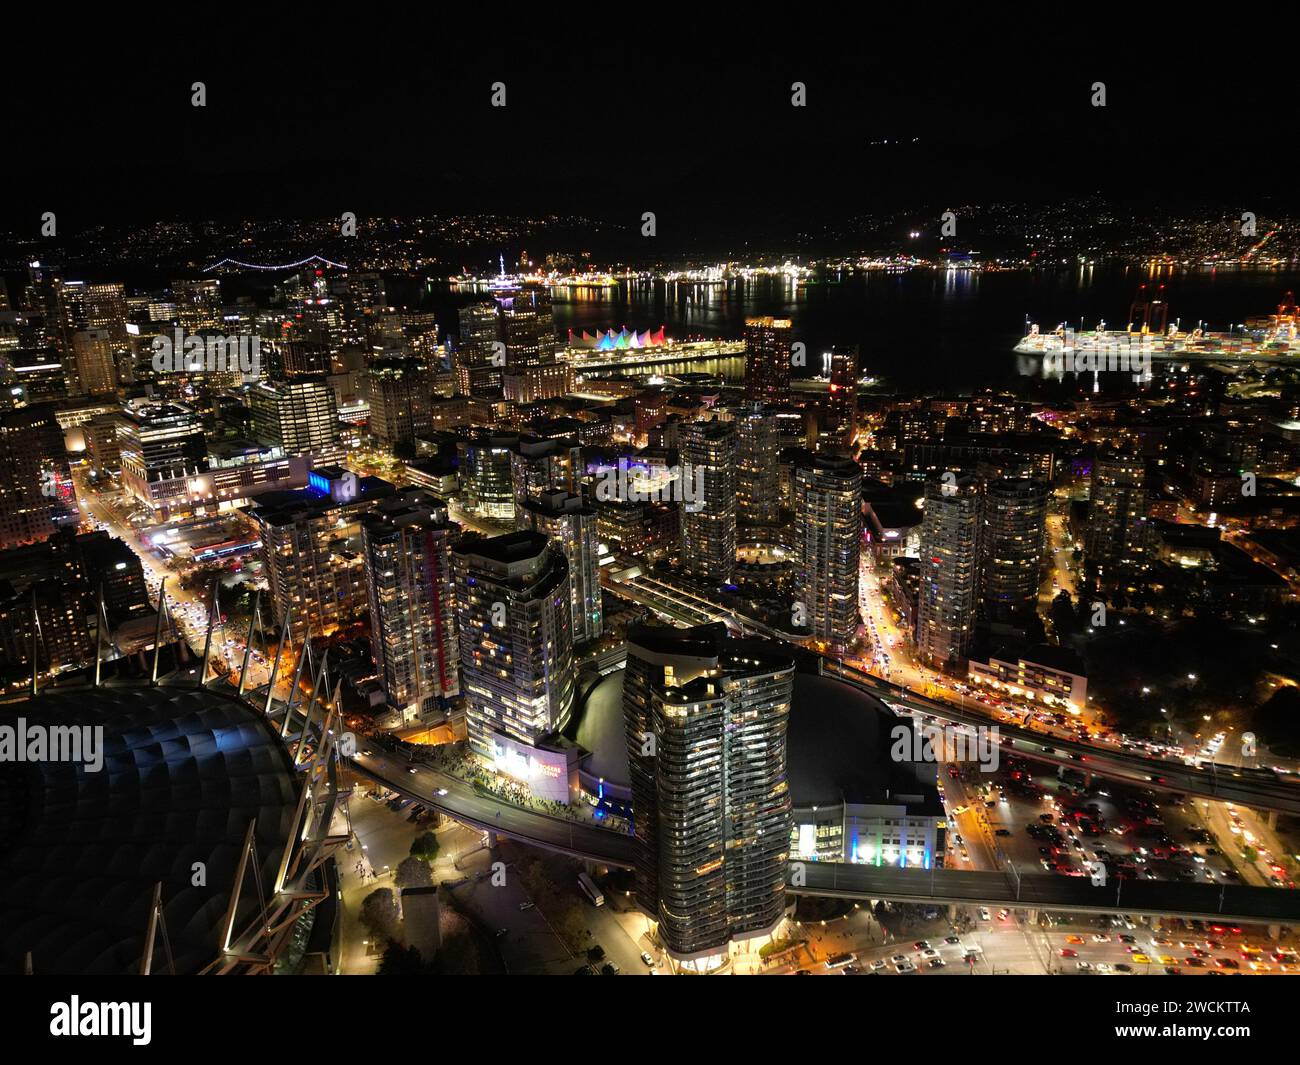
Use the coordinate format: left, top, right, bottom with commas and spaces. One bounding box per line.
3, 22, 1297, 240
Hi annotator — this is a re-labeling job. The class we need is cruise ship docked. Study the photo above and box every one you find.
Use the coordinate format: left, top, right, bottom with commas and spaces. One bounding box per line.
1015, 291, 1300, 363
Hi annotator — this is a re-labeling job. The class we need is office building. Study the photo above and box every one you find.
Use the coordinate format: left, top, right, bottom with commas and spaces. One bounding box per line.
118, 402, 209, 517
171, 278, 223, 331
249, 378, 339, 456
458, 432, 518, 523
70, 329, 117, 397
455, 287, 557, 397
509, 434, 582, 512
0, 404, 69, 549
822, 345, 859, 449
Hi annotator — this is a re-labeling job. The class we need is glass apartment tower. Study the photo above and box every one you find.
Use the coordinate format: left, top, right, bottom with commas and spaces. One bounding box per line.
452, 531, 575, 759
623, 622, 793, 968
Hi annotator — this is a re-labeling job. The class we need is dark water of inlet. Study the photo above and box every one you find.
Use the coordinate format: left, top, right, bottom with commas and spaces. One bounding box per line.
399, 262, 1300, 396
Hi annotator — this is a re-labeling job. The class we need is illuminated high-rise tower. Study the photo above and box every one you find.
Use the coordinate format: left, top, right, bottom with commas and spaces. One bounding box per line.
917, 474, 981, 670
70, 329, 118, 397
979, 469, 1049, 618
821, 345, 859, 449
0, 404, 70, 549
678, 420, 736, 582
455, 286, 557, 397
1085, 452, 1149, 583
520, 489, 603, 645
249, 378, 339, 456
452, 530, 575, 760
743, 317, 794, 404
361, 490, 460, 724
623, 622, 793, 969
732, 403, 781, 527
366, 357, 433, 448
794, 453, 863, 652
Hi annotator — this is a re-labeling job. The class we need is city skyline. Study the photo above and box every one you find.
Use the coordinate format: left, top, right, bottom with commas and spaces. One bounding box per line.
0, 32, 1298, 1043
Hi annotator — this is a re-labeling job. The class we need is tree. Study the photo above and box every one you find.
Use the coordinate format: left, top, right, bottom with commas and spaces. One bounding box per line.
359, 887, 401, 944
1251, 685, 1300, 757
378, 943, 426, 974
410, 831, 440, 863
395, 855, 433, 891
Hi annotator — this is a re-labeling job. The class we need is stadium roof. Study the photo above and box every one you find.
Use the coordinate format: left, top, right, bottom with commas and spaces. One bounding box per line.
0, 683, 300, 975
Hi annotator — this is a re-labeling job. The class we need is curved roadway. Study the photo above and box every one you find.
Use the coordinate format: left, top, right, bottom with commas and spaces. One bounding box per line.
824, 662, 1300, 816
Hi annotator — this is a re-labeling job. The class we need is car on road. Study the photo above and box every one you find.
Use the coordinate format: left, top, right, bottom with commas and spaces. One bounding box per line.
978, 907, 991, 921
518, 901, 535, 911
435, 788, 448, 797
641, 952, 655, 967
1059, 948, 1078, 958
893, 959, 915, 973
601, 963, 620, 976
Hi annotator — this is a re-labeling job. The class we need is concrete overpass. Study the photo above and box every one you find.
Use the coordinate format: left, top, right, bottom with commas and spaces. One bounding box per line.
347, 733, 1300, 926
792, 861, 1300, 925
350, 744, 637, 867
